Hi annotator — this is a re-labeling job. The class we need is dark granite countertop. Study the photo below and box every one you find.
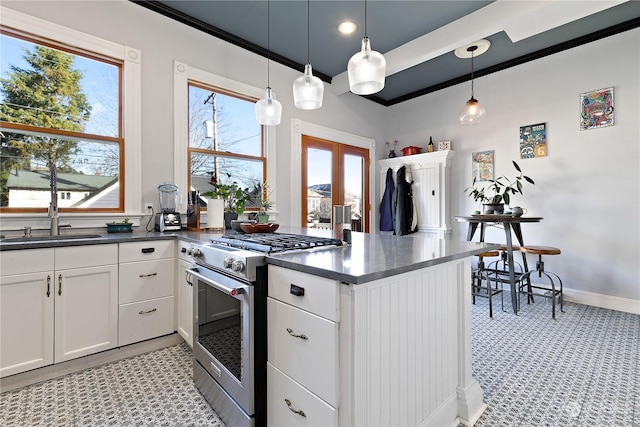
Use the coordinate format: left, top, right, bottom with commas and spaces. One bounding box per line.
0, 226, 497, 284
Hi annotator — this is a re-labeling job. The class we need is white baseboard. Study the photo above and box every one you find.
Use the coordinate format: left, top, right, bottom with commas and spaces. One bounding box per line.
562, 287, 640, 315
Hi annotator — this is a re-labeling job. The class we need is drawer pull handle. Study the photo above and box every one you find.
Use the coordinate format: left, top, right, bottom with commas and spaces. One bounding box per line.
284, 399, 306, 418
286, 328, 308, 340
58, 274, 62, 296
138, 308, 157, 315
141, 247, 155, 254
290, 284, 305, 296
139, 272, 158, 278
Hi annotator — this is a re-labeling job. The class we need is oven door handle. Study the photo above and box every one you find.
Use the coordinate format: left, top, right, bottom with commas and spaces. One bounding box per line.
188, 268, 247, 296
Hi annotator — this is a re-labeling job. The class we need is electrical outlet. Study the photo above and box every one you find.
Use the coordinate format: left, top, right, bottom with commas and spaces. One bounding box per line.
145, 203, 154, 213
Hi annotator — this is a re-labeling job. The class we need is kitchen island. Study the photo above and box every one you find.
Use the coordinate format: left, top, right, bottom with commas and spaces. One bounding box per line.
265, 228, 497, 427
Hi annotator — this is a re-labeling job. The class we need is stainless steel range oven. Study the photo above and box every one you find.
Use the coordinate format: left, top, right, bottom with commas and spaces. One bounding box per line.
186, 233, 342, 427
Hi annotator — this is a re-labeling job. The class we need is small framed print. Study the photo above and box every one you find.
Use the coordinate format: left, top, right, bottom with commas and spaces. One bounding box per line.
580, 87, 614, 130
438, 140, 451, 151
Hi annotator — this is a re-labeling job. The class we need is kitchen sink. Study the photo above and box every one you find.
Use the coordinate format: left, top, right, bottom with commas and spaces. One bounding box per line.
0, 234, 104, 243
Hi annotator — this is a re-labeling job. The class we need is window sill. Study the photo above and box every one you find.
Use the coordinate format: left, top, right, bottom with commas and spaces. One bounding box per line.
0, 213, 147, 232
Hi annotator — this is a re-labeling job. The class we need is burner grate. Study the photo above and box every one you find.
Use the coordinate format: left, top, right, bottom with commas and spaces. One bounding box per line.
210, 233, 342, 254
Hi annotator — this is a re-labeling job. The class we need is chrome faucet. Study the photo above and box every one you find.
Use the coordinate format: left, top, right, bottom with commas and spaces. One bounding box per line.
49, 163, 71, 236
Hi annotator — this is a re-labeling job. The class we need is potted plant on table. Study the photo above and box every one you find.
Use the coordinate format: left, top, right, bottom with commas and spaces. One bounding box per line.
256, 182, 273, 223
465, 161, 535, 214
202, 175, 251, 229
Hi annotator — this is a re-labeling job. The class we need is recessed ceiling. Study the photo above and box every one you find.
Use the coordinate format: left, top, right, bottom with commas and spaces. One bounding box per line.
133, 0, 640, 106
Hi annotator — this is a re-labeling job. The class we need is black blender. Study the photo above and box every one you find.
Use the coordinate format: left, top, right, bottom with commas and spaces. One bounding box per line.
155, 183, 182, 231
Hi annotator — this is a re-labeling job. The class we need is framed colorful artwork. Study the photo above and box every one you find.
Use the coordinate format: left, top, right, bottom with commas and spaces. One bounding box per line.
472, 150, 494, 182
519, 122, 547, 159
580, 87, 614, 130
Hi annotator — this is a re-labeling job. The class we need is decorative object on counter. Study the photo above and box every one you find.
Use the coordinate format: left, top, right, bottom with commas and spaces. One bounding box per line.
106, 218, 132, 233
347, 0, 386, 95
292, 0, 323, 110
580, 87, 614, 130
185, 190, 203, 231
255, 0, 282, 125
401, 145, 421, 156
519, 123, 547, 159
230, 219, 256, 233
472, 150, 494, 182
202, 173, 251, 229
438, 140, 451, 151
427, 136, 434, 152
465, 160, 535, 214
455, 39, 490, 125
386, 140, 398, 158
239, 222, 279, 234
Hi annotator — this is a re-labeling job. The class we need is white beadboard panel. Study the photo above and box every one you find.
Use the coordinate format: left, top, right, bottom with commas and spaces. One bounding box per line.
347, 258, 482, 427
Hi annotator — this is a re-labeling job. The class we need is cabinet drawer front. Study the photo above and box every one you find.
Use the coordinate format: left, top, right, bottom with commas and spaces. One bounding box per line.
268, 266, 340, 321
56, 244, 117, 270
1, 248, 54, 276
119, 240, 174, 263
118, 296, 174, 346
268, 298, 339, 406
119, 259, 175, 304
268, 363, 337, 427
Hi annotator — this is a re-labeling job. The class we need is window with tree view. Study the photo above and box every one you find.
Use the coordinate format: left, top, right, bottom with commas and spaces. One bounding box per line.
0, 30, 121, 211
188, 83, 264, 210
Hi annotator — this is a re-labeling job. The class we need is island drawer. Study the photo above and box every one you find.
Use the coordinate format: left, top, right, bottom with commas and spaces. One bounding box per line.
268, 265, 340, 321
119, 240, 174, 263
118, 295, 174, 346
268, 297, 339, 407
118, 259, 175, 304
267, 362, 337, 427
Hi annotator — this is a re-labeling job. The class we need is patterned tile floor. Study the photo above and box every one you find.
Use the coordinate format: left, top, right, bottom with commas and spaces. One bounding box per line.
1, 293, 638, 426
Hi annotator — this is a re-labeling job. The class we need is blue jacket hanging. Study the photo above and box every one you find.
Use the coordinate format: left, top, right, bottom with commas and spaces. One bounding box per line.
379, 167, 395, 231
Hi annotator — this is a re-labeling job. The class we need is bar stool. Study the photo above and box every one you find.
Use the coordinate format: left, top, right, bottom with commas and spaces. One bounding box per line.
472, 250, 503, 318
488, 245, 524, 279
519, 245, 564, 319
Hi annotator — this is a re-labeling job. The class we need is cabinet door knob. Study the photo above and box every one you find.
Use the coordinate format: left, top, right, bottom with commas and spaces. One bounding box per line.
46, 275, 51, 297
58, 274, 62, 296
284, 398, 306, 418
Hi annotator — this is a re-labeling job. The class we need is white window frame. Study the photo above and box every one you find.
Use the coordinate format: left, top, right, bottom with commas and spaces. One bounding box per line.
173, 61, 277, 220
0, 7, 142, 230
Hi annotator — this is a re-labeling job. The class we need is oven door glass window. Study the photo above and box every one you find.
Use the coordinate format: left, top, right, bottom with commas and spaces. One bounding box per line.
198, 282, 243, 381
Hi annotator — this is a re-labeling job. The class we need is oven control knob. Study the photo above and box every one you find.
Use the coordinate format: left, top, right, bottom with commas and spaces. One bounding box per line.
223, 257, 234, 269
231, 260, 245, 273
188, 247, 202, 257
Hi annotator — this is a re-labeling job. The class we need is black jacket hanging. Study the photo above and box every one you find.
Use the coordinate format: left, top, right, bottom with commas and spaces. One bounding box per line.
379, 167, 395, 231
392, 165, 417, 236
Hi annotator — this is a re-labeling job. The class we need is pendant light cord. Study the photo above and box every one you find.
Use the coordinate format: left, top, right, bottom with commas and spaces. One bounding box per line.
267, 0, 271, 86
470, 49, 475, 98
364, 0, 368, 37
306, 0, 310, 64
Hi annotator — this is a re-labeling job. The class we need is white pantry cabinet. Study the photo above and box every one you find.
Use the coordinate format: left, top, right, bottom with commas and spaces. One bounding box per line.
379, 150, 455, 238
0, 245, 118, 377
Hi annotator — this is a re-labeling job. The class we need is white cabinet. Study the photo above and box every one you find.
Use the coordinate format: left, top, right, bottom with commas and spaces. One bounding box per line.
267, 265, 341, 426
0, 245, 118, 377
379, 150, 455, 238
176, 240, 194, 347
118, 240, 175, 346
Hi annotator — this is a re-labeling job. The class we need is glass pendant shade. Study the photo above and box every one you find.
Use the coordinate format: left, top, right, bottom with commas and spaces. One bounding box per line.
293, 64, 324, 110
459, 97, 486, 125
348, 37, 386, 95
255, 87, 282, 126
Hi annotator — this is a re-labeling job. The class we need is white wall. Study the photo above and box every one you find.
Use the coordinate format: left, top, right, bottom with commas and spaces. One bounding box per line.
2, 0, 389, 228
4, 1, 638, 309
387, 29, 640, 307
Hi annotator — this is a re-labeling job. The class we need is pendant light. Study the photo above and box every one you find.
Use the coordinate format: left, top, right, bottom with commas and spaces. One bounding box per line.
255, 0, 282, 126
347, 0, 386, 95
456, 40, 490, 125
293, 0, 323, 109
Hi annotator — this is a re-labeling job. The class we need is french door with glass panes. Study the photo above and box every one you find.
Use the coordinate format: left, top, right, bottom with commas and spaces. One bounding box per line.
301, 135, 370, 232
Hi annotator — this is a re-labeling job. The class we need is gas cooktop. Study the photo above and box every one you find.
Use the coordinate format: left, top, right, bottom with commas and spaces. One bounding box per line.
210, 232, 343, 254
